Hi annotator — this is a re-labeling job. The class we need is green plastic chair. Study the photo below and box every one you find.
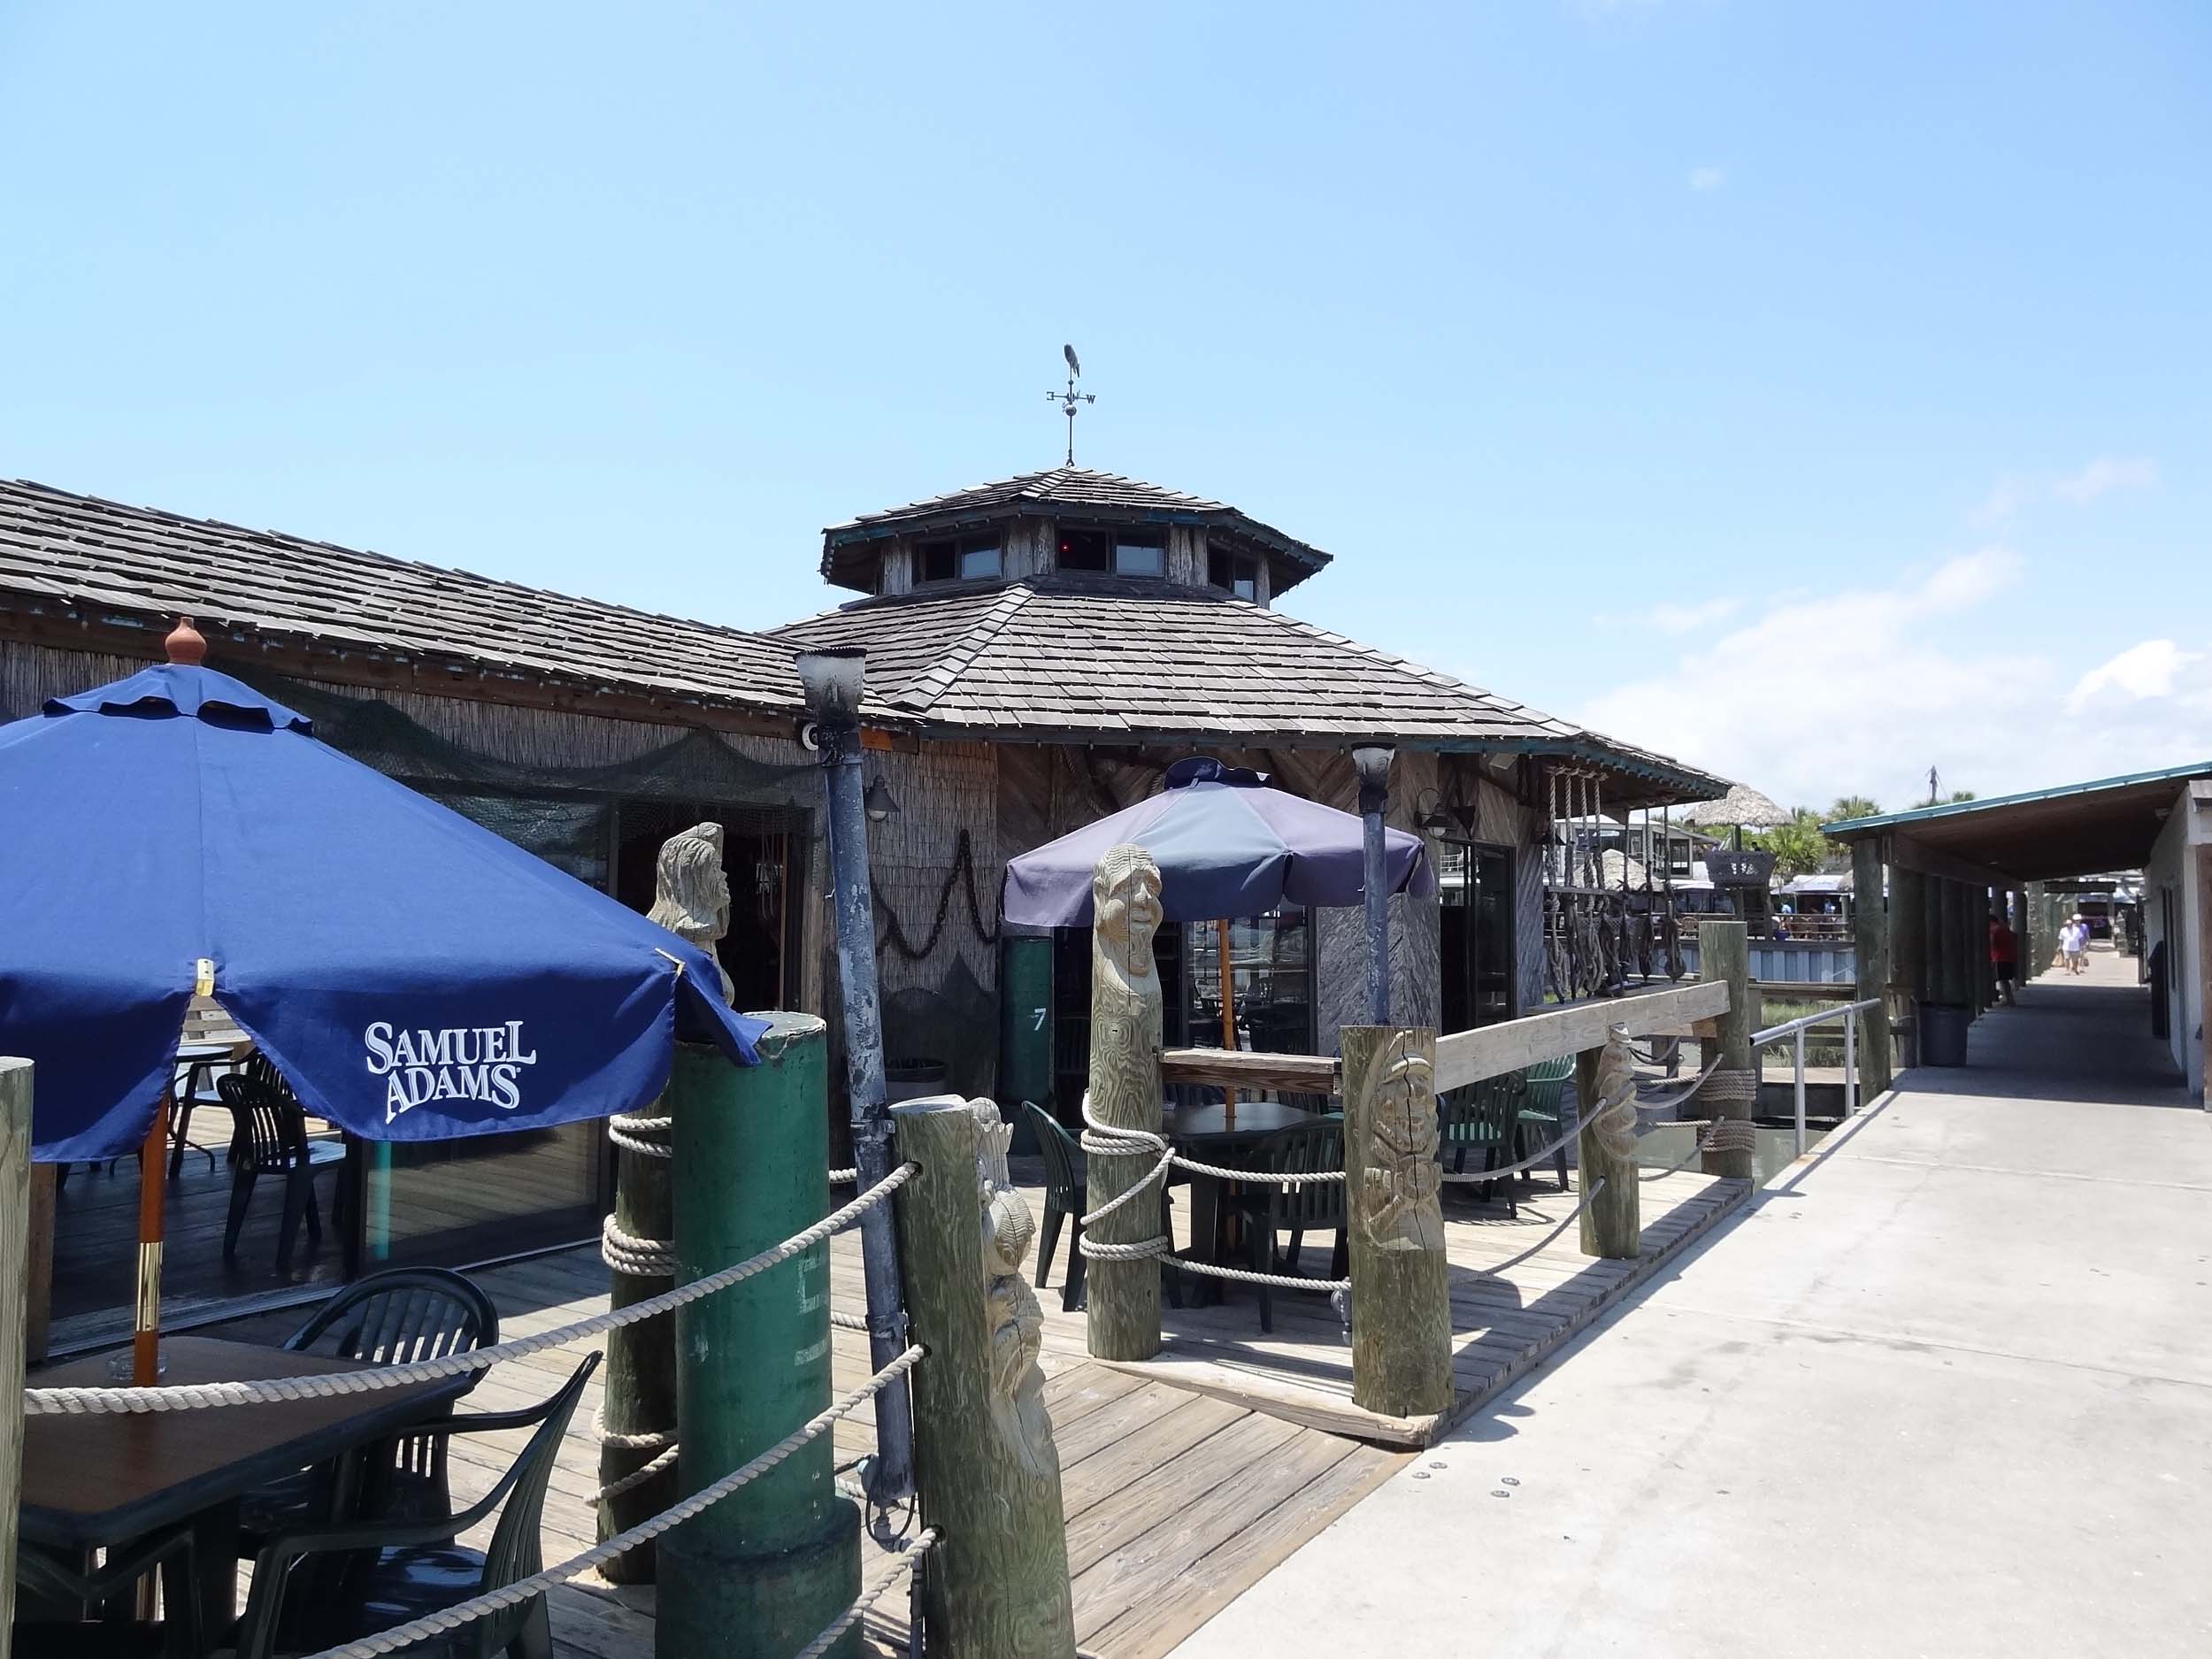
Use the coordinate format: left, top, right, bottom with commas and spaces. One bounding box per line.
234, 1353, 599, 1659
1515, 1055, 1576, 1193
1438, 1072, 1524, 1216
1235, 1118, 1347, 1333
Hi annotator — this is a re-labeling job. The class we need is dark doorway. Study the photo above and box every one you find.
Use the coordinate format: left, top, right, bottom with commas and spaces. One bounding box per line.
1440, 841, 1516, 1032
612, 802, 807, 1011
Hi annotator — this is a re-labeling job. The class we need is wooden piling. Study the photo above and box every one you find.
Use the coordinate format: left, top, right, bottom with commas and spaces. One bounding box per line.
1696, 922, 1755, 1181
1850, 841, 1893, 1096
596, 1123, 674, 1581
1890, 864, 1927, 1067
1340, 1027, 1454, 1419
1574, 1029, 1642, 1259
1, 1059, 31, 1656
1084, 847, 1166, 1363
892, 1097, 1079, 1659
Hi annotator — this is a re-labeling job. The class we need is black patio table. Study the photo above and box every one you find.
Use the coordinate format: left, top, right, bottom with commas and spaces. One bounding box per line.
1160, 1101, 1333, 1286
19, 1334, 474, 1650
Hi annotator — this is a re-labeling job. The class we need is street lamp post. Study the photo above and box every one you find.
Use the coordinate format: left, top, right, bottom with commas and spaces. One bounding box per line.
1351, 744, 1395, 1025
795, 647, 915, 1507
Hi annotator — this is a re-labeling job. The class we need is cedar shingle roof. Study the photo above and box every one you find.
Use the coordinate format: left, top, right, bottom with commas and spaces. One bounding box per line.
0, 478, 808, 716
772, 578, 1727, 803
820, 466, 1331, 595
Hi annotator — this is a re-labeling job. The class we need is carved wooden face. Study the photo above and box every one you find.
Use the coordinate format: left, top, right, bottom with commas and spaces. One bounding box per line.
655, 824, 731, 936
1093, 846, 1163, 963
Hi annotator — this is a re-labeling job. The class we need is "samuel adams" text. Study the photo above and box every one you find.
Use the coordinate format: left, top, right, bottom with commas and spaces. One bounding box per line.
364, 1021, 541, 1123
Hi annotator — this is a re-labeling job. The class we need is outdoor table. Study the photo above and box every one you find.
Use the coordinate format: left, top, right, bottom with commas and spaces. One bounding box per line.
19, 1334, 474, 1649
171, 1037, 250, 1176
1160, 1100, 1328, 1290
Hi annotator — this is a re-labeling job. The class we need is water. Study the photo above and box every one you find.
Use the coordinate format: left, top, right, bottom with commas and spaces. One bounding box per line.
1633, 1122, 1819, 1187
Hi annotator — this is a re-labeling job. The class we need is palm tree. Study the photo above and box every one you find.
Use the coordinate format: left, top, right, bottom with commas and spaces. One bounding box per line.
1828, 795, 1882, 822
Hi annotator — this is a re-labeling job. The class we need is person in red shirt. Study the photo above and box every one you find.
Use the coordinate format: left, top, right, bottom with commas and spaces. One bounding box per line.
1988, 915, 2018, 1004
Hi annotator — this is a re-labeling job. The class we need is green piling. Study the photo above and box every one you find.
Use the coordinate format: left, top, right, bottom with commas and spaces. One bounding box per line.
657, 1015, 861, 1659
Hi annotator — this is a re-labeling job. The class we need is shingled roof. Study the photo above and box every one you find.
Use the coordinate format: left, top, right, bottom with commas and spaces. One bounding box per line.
772, 577, 1727, 805
819, 466, 1332, 595
0, 478, 808, 718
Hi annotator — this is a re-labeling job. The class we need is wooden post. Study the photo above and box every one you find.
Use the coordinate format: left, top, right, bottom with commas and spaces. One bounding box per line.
596, 1125, 674, 1580
1974, 887, 1993, 1013
1, 1060, 31, 1656
892, 1097, 1079, 1659
2195, 846, 2212, 1104
1084, 846, 1165, 1363
1574, 1027, 1641, 1259
1850, 841, 1893, 1095
1340, 1027, 1453, 1418
660, 1018, 860, 1659
1890, 864, 1926, 1065
1931, 879, 1961, 1007
1695, 921, 1755, 1181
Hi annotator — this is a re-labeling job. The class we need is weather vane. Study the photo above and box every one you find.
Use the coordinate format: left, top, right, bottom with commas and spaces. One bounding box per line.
1046, 343, 1095, 465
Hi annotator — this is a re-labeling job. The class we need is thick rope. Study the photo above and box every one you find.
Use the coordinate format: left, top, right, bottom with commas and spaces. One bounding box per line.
1479, 1179, 1606, 1275
1437, 1106, 1594, 1186
293, 1348, 926, 1659
828, 1166, 858, 1186
1638, 1117, 1760, 1181
1077, 1231, 1348, 1292
790, 1527, 940, 1659
1696, 1067, 1759, 1105
599, 1215, 678, 1279
26, 1166, 916, 1416
606, 1113, 674, 1160
1632, 1055, 1725, 1116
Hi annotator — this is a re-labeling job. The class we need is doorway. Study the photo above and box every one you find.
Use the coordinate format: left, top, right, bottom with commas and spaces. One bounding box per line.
1440, 840, 1517, 1031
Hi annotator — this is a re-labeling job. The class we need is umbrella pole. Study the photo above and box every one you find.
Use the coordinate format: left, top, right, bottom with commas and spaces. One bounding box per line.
132, 1098, 166, 1385
1216, 918, 1237, 1113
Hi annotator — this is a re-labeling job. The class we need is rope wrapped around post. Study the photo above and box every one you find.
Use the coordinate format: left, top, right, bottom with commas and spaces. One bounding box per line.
23, 1166, 916, 1416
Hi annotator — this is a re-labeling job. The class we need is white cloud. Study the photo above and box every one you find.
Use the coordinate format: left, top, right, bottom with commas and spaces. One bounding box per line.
1563, 551, 2212, 813
1687, 166, 1724, 193
2065, 639, 2203, 714
2051, 455, 2159, 505
1647, 595, 1741, 634
1969, 474, 2030, 528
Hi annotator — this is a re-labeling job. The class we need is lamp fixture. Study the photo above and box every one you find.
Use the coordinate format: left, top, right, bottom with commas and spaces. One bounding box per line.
864, 778, 899, 824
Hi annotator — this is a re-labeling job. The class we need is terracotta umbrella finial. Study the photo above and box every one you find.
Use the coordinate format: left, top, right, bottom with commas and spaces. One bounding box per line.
165, 617, 207, 666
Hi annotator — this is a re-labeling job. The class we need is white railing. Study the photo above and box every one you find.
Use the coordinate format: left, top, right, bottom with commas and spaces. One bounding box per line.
1751, 998, 1883, 1156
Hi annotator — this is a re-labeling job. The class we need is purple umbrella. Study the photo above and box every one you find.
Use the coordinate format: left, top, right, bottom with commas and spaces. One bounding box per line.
1002, 757, 1432, 926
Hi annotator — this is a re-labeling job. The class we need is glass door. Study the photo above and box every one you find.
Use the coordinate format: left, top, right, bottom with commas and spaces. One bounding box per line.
1440, 840, 1517, 1032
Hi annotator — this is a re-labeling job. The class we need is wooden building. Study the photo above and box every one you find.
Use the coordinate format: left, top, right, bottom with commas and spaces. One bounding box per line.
0, 467, 1727, 1344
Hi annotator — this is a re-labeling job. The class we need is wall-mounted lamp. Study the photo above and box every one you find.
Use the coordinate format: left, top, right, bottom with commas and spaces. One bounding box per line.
864, 778, 900, 824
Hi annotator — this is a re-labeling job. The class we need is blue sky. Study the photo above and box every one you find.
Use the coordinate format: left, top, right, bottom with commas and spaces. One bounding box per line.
3, 2, 2205, 811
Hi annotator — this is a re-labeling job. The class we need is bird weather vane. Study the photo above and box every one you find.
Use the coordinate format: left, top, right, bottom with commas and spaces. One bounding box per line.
1047, 344, 1095, 465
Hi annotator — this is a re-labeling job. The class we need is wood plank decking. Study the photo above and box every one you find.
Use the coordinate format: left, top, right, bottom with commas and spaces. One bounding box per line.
211, 1164, 1746, 1658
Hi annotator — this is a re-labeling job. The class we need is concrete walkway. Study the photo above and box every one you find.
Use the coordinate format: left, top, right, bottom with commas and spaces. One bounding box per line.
1171, 949, 2212, 1658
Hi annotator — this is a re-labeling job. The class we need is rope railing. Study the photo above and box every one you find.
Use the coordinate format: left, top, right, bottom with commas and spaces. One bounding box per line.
23, 1165, 916, 1417
1479, 1179, 1606, 1275
1637, 1116, 1759, 1182
1627, 1054, 1726, 1118
790, 1526, 940, 1659
291, 1347, 927, 1659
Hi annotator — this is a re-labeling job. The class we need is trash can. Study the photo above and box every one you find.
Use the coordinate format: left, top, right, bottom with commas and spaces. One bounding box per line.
883, 1057, 949, 1104
1917, 1002, 1970, 1067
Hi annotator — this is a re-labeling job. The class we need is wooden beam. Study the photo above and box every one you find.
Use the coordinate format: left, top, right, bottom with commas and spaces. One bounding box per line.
1881, 830, 2011, 892
0, 1058, 30, 1655
1159, 1048, 1340, 1095
1432, 981, 1727, 1094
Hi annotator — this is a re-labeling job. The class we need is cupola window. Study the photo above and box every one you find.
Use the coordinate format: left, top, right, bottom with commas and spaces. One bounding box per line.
917, 532, 1002, 584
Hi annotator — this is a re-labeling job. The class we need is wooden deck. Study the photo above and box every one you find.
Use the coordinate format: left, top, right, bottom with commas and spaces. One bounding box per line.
209, 1164, 1746, 1658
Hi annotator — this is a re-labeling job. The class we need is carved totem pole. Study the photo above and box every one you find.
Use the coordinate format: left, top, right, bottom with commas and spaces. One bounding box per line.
600, 822, 736, 1579
1341, 1025, 1453, 1418
1576, 1022, 1643, 1261
1084, 844, 1165, 1362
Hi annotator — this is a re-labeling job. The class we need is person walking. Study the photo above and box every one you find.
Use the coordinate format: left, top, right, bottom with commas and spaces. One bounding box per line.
1988, 913, 2018, 1004
2060, 913, 2087, 975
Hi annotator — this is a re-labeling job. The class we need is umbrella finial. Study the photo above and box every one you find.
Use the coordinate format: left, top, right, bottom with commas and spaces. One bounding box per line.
165, 616, 207, 666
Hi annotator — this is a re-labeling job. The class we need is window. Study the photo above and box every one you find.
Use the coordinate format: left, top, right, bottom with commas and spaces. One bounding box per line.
1056, 526, 1166, 577
1208, 549, 1260, 601
1439, 841, 1517, 1030
916, 533, 1002, 583
1114, 530, 1165, 577
1057, 528, 1110, 572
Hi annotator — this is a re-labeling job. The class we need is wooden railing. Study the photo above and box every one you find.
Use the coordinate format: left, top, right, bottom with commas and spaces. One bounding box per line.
1159, 979, 1731, 1100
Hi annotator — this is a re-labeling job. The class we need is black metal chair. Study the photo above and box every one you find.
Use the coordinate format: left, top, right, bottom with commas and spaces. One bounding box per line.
234, 1354, 599, 1659
1235, 1118, 1347, 1334
12, 1527, 202, 1659
1022, 1100, 1179, 1314
236, 1268, 502, 1557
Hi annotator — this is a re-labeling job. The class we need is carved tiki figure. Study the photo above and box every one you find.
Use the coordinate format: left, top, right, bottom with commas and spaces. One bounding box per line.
648, 821, 735, 1006
1086, 844, 1164, 1126
1356, 1029, 1443, 1253
972, 1100, 1057, 1479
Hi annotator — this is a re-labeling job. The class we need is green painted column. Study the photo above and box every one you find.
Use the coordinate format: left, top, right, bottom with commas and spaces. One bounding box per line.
658, 1016, 861, 1659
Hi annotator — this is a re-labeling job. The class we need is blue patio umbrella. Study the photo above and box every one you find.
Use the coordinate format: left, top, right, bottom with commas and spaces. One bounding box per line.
0, 634, 769, 1164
